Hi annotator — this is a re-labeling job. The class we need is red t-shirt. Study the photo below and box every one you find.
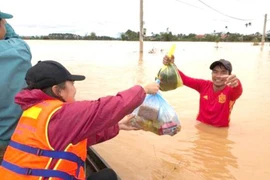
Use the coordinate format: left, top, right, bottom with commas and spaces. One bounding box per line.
179, 70, 243, 127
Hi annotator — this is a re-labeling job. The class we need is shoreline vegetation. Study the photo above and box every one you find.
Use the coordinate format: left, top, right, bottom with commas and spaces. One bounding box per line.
21, 29, 270, 43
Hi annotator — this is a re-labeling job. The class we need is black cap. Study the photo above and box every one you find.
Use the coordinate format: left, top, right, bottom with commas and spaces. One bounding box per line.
25, 60, 85, 89
210, 59, 232, 73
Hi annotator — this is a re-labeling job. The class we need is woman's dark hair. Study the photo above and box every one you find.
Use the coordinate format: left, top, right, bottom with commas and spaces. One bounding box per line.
24, 81, 66, 101
42, 82, 66, 99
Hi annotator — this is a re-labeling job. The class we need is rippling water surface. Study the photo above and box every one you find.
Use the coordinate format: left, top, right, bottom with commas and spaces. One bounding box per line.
28, 40, 270, 180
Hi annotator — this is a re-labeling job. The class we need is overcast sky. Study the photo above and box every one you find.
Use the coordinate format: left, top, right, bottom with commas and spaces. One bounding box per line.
2, 0, 270, 37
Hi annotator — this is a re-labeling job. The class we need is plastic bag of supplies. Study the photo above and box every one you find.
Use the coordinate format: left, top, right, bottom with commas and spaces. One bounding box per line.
156, 63, 183, 91
156, 44, 183, 91
131, 92, 181, 136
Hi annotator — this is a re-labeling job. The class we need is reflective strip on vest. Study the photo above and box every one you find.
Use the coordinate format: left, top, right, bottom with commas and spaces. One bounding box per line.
0, 100, 87, 179
6, 140, 84, 178
1, 160, 77, 180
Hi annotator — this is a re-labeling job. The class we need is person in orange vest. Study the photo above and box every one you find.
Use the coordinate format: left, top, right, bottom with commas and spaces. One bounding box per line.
0, 60, 159, 180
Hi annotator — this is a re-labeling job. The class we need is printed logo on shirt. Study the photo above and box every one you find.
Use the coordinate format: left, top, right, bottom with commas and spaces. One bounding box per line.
218, 93, 226, 103
203, 95, 208, 100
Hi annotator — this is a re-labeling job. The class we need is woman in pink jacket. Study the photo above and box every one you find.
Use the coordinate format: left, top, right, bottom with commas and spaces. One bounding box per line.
0, 60, 159, 180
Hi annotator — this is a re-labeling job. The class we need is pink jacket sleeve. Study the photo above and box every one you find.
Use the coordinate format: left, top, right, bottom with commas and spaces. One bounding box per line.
87, 125, 120, 146
48, 85, 145, 150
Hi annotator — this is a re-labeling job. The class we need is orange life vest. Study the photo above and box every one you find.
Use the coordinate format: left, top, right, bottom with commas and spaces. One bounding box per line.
0, 100, 87, 180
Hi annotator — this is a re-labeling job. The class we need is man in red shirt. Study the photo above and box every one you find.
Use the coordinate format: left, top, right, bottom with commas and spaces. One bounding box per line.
163, 56, 243, 127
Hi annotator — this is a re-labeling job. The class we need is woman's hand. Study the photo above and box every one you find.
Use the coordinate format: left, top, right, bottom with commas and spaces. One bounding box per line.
143, 82, 159, 94
118, 114, 139, 131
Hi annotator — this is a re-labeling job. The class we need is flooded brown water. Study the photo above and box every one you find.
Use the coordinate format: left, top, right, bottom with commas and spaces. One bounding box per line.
28, 40, 270, 180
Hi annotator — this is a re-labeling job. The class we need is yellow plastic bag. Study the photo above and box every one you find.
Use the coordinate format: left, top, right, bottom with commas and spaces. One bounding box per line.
156, 44, 183, 91
157, 63, 183, 91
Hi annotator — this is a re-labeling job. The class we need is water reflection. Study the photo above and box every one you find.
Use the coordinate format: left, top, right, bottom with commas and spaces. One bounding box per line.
192, 123, 238, 180
135, 57, 147, 85
139, 52, 143, 61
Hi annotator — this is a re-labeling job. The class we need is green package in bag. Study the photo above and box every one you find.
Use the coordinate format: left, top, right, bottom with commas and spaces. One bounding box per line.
156, 63, 183, 91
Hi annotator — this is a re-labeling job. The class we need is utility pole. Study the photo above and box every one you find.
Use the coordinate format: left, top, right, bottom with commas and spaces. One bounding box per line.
261, 14, 267, 46
139, 0, 143, 55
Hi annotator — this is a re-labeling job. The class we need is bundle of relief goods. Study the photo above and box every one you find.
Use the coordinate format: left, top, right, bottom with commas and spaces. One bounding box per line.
156, 44, 183, 91
156, 63, 183, 91
131, 92, 181, 136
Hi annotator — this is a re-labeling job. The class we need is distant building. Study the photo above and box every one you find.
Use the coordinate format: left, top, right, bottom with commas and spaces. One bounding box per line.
195, 34, 205, 39
221, 34, 228, 39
